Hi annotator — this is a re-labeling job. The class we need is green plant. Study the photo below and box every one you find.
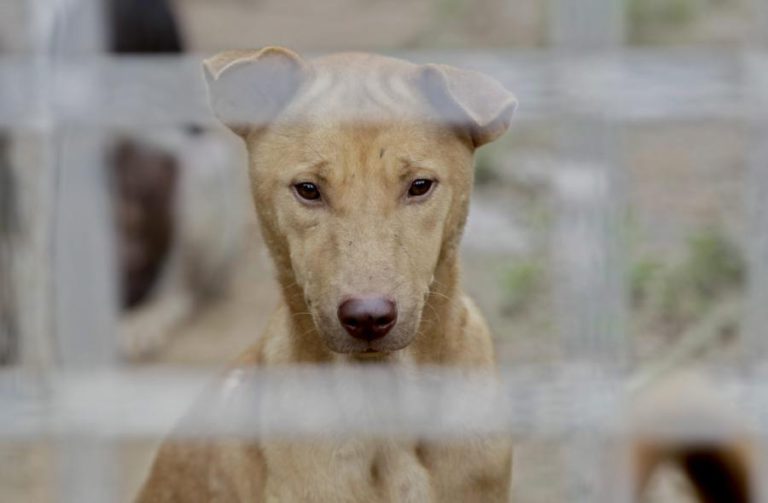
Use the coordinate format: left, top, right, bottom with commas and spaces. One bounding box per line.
655, 226, 745, 325
435, 0, 467, 20
628, 0, 705, 42
500, 259, 544, 316
473, 149, 499, 186
683, 226, 744, 293
630, 257, 664, 306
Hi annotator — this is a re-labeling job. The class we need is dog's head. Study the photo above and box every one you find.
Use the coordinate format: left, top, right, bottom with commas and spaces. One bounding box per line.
204, 47, 516, 355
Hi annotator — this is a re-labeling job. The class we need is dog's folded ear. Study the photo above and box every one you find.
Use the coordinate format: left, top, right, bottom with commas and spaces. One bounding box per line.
420, 64, 517, 148
203, 47, 308, 135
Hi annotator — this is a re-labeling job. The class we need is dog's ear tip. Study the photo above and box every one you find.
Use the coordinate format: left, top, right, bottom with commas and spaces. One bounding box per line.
505, 95, 520, 115
259, 45, 302, 60
202, 57, 219, 84
202, 51, 246, 84
203, 47, 308, 135
419, 62, 518, 147
202, 46, 306, 84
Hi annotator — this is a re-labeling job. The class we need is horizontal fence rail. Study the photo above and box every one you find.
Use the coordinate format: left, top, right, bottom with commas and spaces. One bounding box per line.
0, 50, 767, 128
0, 366, 762, 441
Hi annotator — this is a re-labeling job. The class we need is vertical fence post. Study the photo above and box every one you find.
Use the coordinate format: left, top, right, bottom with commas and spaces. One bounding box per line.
550, 1, 628, 502
550, 0, 628, 368
13, 0, 58, 369
746, 3, 768, 501
745, 0, 768, 367
52, 0, 117, 367
48, 0, 119, 501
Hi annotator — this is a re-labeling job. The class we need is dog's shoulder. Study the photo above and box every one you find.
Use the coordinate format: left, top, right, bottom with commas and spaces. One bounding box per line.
456, 294, 496, 366
137, 439, 266, 502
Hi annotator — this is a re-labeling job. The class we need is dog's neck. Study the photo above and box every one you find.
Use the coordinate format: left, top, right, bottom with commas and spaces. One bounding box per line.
410, 254, 467, 365
276, 251, 465, 365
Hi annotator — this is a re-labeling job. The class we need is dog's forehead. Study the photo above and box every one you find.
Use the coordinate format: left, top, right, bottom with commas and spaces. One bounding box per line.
282, 53, 431, 124
253, 54, 470, 177
267, 119, 449, 164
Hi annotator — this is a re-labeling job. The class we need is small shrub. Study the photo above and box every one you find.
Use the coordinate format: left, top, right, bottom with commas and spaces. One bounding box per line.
683, 227, 745, 297
500, 259, 544, 316
630, 257, 664, 306
628, 0, 705, 42
655, 226, 745, 325
473, 149, 499, 186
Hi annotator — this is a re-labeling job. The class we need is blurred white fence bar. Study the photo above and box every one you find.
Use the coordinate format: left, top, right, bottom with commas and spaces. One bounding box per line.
2, 366, 760, 441
747, 1, 768, 499
551, 1, 628, 499
744, 6, 768, 363
38, 1, 120, 502
0, 51, 759, 129
553, 161, 627, 364
52, 144, 119, 365
745, 114, 768, 363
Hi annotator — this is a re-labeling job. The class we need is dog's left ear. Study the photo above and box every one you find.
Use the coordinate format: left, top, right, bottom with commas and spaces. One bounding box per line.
420, 64, 517, 148
202, 47, 309, 135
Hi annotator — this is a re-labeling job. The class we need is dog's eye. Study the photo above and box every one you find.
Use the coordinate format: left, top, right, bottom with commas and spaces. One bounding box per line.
407, 179, 434, 198
294, 182, 321, 201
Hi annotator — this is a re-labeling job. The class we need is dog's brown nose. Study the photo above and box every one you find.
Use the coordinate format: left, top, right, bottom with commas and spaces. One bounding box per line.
337, 298, 397, 341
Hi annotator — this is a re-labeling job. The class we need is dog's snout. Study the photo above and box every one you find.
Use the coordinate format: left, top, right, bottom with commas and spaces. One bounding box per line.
337, 297, 397, 341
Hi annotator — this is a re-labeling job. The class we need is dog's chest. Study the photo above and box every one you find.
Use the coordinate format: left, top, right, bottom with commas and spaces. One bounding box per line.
261, 439, 428, 502
260, 437, 511, 502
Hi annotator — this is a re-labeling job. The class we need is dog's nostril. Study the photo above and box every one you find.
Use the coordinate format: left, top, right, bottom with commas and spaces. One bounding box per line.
337, 297, 397, 341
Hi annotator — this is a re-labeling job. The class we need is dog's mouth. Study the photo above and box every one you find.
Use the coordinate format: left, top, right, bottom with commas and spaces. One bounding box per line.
360, 349, 387, 357
350, 348, 391, 362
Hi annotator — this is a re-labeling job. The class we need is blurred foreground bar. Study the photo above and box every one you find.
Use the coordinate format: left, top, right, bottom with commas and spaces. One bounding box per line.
1, 366, 758, 440
746, 3, 768, 502
44, 0, 119, 502
745, 1, 768, 366
551, 1, 629, 501
0, 50, 758, 129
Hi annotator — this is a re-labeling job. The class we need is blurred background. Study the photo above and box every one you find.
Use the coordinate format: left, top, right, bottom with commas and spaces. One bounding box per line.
1, 0, 767, 501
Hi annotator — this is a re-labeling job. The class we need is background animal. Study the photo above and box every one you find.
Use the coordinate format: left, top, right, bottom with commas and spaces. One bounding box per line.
107, 0, 247, 358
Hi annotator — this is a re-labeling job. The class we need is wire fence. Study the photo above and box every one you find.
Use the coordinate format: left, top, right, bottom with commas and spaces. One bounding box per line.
1, 0, 767, 502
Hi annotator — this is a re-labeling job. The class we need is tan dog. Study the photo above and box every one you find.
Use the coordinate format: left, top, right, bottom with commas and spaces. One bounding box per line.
138, 47, 517, 502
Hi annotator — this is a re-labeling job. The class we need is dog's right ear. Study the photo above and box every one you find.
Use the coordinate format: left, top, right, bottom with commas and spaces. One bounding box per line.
203, 47, 308, 136
419, 64, 517, 148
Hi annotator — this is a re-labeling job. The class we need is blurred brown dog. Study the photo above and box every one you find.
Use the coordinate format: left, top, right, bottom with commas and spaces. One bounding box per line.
138, 47, 517, 502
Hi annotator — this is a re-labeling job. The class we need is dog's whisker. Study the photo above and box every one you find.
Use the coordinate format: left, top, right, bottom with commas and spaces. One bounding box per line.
297, 325, 320, 339
421, 299, 440, 323
428, 290, 452, 301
